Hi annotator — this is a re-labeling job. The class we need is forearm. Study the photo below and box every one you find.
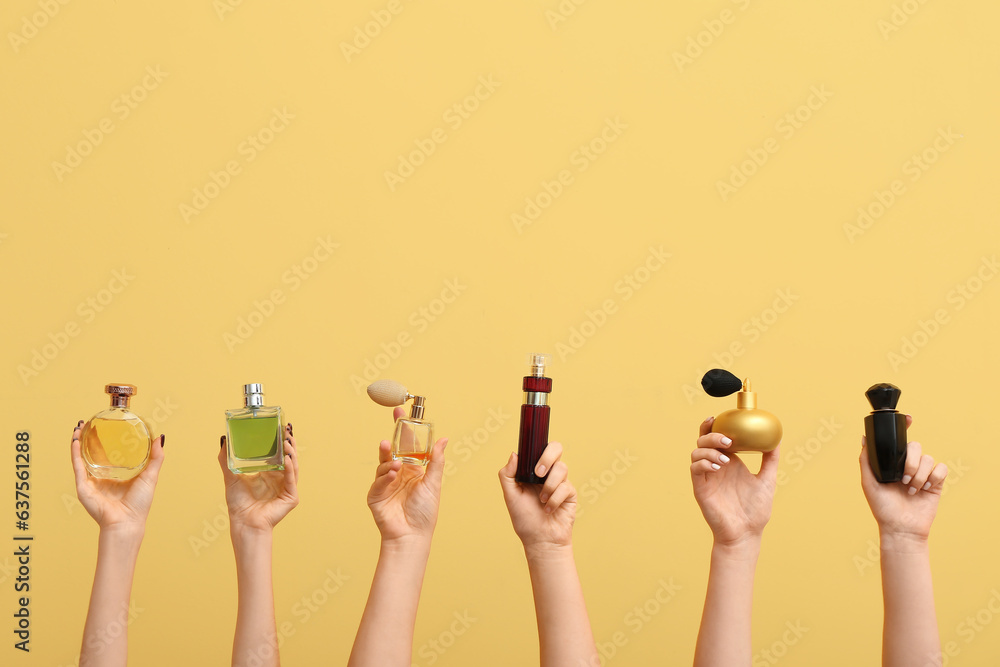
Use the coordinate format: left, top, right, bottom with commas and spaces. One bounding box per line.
524, 544, 598, 667
694, 538, 761, 667
231, 527, 279, 667
81, 525, 144, 667
348, 536, 432, 667
880, 533, 939, 667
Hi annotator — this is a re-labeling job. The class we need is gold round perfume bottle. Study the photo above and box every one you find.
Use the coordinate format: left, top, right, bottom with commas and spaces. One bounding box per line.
81, 384, 152, 480
711, 379, 782, 452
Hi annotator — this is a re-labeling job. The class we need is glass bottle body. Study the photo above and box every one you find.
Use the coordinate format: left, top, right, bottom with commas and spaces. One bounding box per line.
82, 407, 151, 480
392, 417, 433, 466
226, 405, 285, 473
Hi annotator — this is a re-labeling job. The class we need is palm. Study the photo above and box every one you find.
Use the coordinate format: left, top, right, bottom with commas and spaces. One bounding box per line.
78, 474, 156, 528
368, 465, 439, 541
693, 455, 773, 545
505, 485, 575, 548
863, 480, 939, 539
225, 471, 296, 530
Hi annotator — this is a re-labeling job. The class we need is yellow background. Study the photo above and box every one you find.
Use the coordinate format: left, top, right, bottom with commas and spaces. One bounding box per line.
2, 0, 998, 665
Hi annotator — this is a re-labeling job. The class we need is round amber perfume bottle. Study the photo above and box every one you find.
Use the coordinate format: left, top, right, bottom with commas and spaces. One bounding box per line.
81, 384, 152, 480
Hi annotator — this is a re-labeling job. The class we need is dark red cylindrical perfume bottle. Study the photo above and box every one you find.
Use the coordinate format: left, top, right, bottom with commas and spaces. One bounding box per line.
864, 383, 908, 483
516, 353, 553, 484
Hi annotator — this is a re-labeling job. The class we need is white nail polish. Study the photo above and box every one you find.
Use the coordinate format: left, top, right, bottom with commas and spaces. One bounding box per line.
721, 436, 732, 446
922, 482, 931, 490
720, 454, 730, 464
908, 486, 917, 495
711, 463, 721, 470
901, 475, 912, 485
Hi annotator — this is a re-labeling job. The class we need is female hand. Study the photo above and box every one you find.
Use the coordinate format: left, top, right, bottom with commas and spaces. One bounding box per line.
70, 421, 166, 532
219, 424, 299, 533
499, 442, 577, 552
367, 407, 448, 543
690, 416, 779, 547
860, 415, 948, 542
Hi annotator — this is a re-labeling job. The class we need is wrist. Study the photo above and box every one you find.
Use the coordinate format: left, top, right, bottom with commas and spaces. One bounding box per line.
524, 541, 575, 564
230, 523, 274, 551
380, 533, 433, 556
879, 530, 930, 554
98, 522, 145, 548
711, 535, 762, 562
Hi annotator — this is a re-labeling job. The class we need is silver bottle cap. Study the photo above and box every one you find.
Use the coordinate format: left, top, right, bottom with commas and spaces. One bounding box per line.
244, 383, 265, 408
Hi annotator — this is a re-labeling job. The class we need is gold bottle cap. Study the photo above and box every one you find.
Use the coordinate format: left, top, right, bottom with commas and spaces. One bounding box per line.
105, 383, 137, 408
735, 378, 757, 409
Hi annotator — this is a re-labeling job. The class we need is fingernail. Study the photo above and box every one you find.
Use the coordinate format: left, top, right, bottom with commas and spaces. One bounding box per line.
288, 423, 294, 436
220, 435, 226, 449
908, 486, 917, 495
720, 454, 730, 464
77, 419, 84, 427
922, 482, 931, 490
721, 436, 732, 446
536, 465, 547, 476
901, 475, 912, 485
704, 416, 713, 422
539, 494, 549, 503
711, 463, 721, 470
544, 506, 553, 514
160, 434, 166, 449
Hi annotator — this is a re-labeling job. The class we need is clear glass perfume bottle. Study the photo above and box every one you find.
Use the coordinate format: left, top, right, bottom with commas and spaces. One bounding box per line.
366, 379, 434, 466
226, 383, 285, 474
81, 384, 152, 480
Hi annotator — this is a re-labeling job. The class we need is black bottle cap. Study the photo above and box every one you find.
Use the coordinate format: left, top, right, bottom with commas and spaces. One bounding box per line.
701, 369, 743, 398
866, 383, 902, 411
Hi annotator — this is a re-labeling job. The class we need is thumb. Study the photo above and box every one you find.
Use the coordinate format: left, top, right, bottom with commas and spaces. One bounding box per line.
757, 444, 780, 483
498, 452, 519, 502
859, 436, 877, 487
423, 438, 449, 493
139, 435, 166, 483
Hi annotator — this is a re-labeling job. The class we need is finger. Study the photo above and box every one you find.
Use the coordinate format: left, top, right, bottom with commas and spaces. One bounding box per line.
284, 436, 299, 484
699, 416, 716, 437
690, 447, 731, 466
281, 446, 299, 503
70, 425, 88, 489
284, 433, 299, 483
71, 419, 84, 445
539, 461, 568, 503
905, 414, 913, 429
691, 459, 723, 475
370, 466, 399, 497
696, 432, 733, 451
908, 454, 936, 495
217, 436, 237, 483
902, 441, 923, 485
757, 445, 780, 483
378, 439, 392, 465
534, 441, 563, 477
925, 462, 948, 492
424, 437, 449, 494
392, 406, 405, 422
287, 422, 294, 437
375, 459, 402, 479
498, 452, 519, 500
138, 435, 166, 484
859, 437, 878, 487
544, 480, 575, 513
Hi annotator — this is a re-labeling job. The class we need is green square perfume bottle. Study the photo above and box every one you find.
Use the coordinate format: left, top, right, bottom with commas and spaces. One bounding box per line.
225, 383, 285, 474
81, 383, 152, 480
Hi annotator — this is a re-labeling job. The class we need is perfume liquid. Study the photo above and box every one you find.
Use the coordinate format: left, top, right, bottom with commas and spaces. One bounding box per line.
516, 353, 552, 484
81, 384, 152, 480
226, 384, 285, 474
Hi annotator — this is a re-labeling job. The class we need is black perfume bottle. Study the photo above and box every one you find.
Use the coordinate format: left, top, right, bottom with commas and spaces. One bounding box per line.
864, 383, 907, 483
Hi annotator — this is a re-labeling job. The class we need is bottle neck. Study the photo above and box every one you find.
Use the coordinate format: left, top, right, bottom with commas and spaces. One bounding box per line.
109, 395, 131, 409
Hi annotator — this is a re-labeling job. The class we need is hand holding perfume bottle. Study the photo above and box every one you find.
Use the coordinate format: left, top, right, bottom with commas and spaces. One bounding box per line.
219, 423, 299, 533
690, 415, 780, 547
859, 413, 949, 540
71, 420, 166, 529
366, 406, 449, 542
499, 442, 576, 551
